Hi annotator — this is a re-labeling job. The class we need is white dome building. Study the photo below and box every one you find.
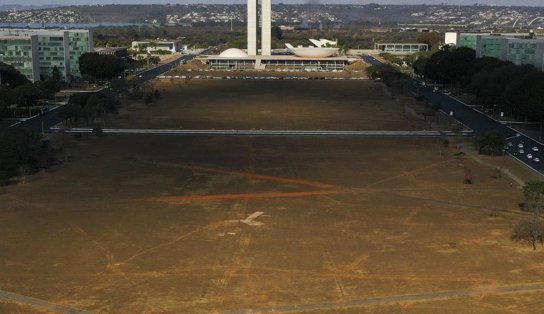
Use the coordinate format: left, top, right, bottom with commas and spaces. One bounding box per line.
219, 48, 249, 58
285, 39, 339, 58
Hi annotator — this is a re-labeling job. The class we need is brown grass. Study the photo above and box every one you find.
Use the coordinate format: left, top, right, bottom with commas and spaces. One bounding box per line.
0, 79, 543, 313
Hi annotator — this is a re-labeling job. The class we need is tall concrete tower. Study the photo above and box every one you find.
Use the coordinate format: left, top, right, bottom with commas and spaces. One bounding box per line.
261, 0, 272, 56
247, 0, 271, 56
247, 0, 257, 55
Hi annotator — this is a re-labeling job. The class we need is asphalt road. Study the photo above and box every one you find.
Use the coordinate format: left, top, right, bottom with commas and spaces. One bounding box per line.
362, 53, 544, 175
416, 84, 544, 173
361, 54, 383, 66
10, 52, 202, 134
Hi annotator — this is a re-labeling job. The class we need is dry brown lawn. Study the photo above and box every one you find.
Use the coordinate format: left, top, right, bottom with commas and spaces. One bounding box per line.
114, 80, 429, 131
1, 80, 543, 313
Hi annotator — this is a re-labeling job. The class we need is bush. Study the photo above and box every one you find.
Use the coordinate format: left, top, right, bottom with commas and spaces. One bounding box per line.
92, 127, 104, 136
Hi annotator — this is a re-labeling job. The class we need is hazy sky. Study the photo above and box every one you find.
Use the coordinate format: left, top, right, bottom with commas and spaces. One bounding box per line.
3, 0, 543, 7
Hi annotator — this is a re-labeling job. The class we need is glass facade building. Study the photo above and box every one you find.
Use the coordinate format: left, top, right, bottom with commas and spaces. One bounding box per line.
0, 35, 40, 82
449, 32, 544, 72
478, 36, 507, 60
0, 28, 93, 82
68, 30, 93, 78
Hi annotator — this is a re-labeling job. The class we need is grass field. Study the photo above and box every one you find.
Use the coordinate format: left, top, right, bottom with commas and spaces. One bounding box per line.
113, 80, 437, 131
1, 79, 543, 313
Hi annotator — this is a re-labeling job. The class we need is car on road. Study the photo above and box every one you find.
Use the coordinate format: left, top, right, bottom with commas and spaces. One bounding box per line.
532, 146, 539, 152
527, 154, 533, 159
519, 149, 525, 154
518, 143, 524, 148
534, 157, 540, 162
508, 142, 513, 147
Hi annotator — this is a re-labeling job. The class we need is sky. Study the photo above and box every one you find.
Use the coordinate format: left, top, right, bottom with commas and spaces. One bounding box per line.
3, 0, 543, 7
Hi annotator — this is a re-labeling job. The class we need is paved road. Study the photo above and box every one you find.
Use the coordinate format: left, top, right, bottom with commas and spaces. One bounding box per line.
0, 289, 91, 314
9, 51, 204, 133
361, 54, 544, 175
223, 282, 544, 314
50, 127, 473, 137
416, 84, 544, 174
361, 54, 383, 66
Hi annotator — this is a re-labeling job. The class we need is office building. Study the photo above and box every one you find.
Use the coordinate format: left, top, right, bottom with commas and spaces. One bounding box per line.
0, 35, 40, 82
131, 40, 182, 54
0, 28, 93, 82
446, 32, 544, 72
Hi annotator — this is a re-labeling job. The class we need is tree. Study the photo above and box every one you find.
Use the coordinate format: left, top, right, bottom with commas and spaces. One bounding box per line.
271, 26, 283, 40
474, 131, 505, 155
416, 32, 442, 49
523, 181, 544, 213
0, 61, 30, 87
79, 53, 124, 81
512, 218, 544, 250
0, 128, 48, 181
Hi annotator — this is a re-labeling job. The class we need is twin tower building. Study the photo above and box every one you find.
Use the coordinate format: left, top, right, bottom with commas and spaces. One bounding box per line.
247, 0, 272, 56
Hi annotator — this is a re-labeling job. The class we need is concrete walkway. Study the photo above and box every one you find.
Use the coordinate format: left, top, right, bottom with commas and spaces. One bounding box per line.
223, 282, 544, 314
0, 289, 91, 314
49, 127, 473, 137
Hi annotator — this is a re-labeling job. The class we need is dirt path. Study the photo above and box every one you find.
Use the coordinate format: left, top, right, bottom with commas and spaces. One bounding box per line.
222, 282, 544, 314
460, 146, 526, 186
0, 289, 91, 314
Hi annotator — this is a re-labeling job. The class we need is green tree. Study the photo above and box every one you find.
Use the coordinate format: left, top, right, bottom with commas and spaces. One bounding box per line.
0, 128, 48, 180
79, 53, 124, 81
271, 26, 284, 40
0, 61, 30, 87
474, 131, 505, 155
523, 181, 544, 212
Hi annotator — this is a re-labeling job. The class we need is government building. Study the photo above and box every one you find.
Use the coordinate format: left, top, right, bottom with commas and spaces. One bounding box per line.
0, 28, 93, 83
445, 31, 544, 72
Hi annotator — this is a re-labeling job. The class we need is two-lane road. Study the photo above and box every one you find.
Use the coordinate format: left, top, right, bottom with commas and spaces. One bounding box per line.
10, 51, 204, 133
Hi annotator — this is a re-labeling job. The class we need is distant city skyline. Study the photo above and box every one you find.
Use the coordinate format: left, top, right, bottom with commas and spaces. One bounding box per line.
5, 1, 544, 7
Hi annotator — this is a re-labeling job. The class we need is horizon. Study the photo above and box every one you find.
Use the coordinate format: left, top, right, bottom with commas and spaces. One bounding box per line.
3, 1, 544, 8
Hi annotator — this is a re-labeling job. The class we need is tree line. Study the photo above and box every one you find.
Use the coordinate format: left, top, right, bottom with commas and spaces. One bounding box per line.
0, 62, 62, 119
412, 46, 544, 122
0, 128, 57, 186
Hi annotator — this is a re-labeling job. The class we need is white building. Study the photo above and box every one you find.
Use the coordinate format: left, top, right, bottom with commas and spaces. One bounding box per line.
247, 0, 271, 56
131, 40, 183, 54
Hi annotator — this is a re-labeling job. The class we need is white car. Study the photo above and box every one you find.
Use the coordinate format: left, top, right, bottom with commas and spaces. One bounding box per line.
534, 157, 540, 162
532, 146, 539, 152
518, 143, 524, 148
519, 149, 525, 154
527, 154, 533, 159
507, 142, 513, 147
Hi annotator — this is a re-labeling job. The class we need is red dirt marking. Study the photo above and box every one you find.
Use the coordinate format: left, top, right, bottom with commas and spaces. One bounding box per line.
183, 164, 334, 189
150, 190, 344, 202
